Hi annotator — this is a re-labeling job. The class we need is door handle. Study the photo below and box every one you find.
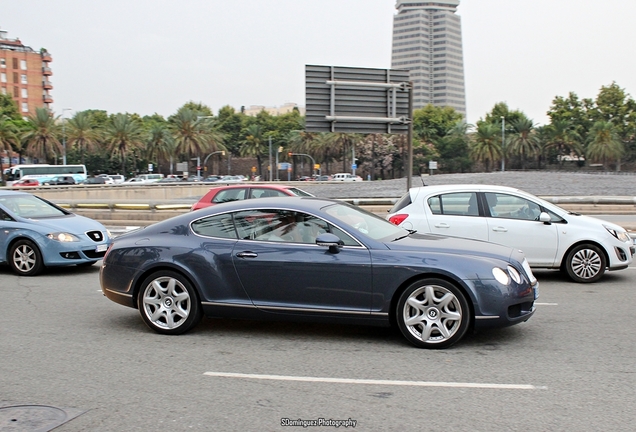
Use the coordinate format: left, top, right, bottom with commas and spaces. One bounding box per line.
434, 223, 450, 228
236, 252, 258, 258
492, 227, 508, 232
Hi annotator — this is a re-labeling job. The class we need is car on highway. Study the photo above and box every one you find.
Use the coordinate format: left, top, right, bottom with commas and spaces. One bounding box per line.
0, 190, 112, 276
387, 184, 635, 283
108, 174, 126, 184
191, 184, 314, 211
100, 196, 538, 349
10, 177, 40, 187
81, 176, 108, 185
332, 173, 363, 181
42, 175, 76, 186
96, 174, 115, 185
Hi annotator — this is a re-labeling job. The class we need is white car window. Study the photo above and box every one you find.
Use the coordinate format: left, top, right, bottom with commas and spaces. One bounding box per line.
428, 192, 479, 216
484, 193, 542, 221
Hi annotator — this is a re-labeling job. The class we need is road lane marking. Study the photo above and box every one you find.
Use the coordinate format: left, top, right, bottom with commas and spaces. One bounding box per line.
536, 303, 558, 306
203, 372, 546, 390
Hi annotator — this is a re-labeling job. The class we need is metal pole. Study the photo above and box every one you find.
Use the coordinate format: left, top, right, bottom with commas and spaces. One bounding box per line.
352, 145, 356, 176
501, 116, 505, 172
61, 108, 72, 165
406, 82, 413, 191
268, 136, 272, 182
197, 156, 201, 179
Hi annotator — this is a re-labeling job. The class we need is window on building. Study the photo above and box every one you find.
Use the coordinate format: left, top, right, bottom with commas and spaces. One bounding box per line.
12, 58, 18, 69
0, 73, 6, 83
22, 102, 29, 113
1, 87, 6, 95
21, 88, 28, 98
0, 58, 5, 68
13, 86, 19, 97
20, 60, 27, 70
21, 74, 27, 84
13, 72, 18, 83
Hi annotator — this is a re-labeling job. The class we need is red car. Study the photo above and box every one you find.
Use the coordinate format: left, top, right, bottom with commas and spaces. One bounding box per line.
191, 184, 314, 211
11, 178, 40, 187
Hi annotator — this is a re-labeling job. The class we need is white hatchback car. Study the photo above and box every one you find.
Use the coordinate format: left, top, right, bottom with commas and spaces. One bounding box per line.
387, 184, 634, 283
332, 173, 362, 181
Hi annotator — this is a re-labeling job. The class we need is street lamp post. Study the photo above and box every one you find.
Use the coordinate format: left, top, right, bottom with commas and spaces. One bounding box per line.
501, 116, 505, 172
289, 153, 316, 178
203, 150, 225, 176
61, 108, 72, 165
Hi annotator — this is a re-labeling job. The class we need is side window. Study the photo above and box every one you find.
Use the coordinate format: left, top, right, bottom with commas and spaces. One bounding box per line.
212, 188, 247, 203
427, 192, 478, 216
250, 188, 287, 198
191, 213, 237, 239
484, 193, 542, 221
0, 208, 14, 221
233, 209, 358, 246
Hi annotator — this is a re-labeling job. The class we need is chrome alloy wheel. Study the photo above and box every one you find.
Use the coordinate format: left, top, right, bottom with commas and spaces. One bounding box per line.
402, 284, 463, 344
570, 248, 603, 280
141, 276, 192, 330
13, 243, 37, 273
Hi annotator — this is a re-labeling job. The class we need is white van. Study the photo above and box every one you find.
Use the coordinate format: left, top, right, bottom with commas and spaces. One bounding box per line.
332, 173, 362, 181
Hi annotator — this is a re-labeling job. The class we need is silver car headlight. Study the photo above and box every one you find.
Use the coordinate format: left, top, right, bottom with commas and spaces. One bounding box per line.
492, 267, 510, 285
604, 225, 631, 242
493, 266, 523, 285
46, 232, 80, 242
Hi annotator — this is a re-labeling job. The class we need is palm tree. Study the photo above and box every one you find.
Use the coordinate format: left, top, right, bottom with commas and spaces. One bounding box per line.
170, 109, 225, 167
323, 133, 362, 172
544, 120, 582, 167
507, 118, 539, 170
0, 116, 20, 181
586, 121, 623, 170
104, 113, 144, 175
239, 124, 267, 178
145, 123, 173, 174
21, 107, 62, 162
66, 111, 101, 165
470, 122, 501, 172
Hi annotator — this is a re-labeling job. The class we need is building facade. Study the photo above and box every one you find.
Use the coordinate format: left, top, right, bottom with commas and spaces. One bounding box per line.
0, 29, 53, 117
391, 0, 466, 116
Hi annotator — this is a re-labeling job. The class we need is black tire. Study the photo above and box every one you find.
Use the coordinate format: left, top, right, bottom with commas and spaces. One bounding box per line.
564, 244, 606, 283
9, 239, 44, 276
137, 270, 202, 335
396, 278, 470, 349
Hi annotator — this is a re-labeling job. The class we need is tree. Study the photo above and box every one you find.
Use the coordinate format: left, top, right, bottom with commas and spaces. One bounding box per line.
0, 94, 22, 120
586, 121, 623, 170
507, 117, 539, 170
239, 124, 267, 178
543, 120, 582, 167
170, 108, 225, 167
66, 111, 101, 165
104, 113, 144, 176
470, 122, 502, 172
145, 122, 173, 174
22, 107, 62, 162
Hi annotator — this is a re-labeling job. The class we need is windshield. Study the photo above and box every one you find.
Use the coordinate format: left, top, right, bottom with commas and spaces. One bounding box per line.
0, 194, 68, 218
323, 202, 408, 241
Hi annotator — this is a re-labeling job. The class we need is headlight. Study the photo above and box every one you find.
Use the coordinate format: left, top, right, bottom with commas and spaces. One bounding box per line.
604, 225, 631, 242
507, 266, 522, 284
492, 267, 510, 285
493, 266, 523, 285
46, 232, 80, 242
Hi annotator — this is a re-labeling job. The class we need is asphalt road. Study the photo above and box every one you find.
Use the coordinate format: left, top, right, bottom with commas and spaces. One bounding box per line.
1, 263, 635, 431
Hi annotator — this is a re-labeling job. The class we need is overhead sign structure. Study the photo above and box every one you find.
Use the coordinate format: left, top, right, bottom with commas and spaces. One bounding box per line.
305, 64, 415, 190
305, 65, 411, 134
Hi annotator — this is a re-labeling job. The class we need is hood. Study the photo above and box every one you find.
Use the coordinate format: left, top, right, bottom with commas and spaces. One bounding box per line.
569, 213, 628, 233
385, 232, 520, 263
20, 213, 108, 234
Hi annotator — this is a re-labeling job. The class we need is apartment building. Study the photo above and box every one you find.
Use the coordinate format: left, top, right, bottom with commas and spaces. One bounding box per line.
0, 29, 53, 116
391, 0, 466, 116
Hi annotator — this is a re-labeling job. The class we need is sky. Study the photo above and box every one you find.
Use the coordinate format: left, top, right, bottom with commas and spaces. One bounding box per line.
3, 0, 636, 127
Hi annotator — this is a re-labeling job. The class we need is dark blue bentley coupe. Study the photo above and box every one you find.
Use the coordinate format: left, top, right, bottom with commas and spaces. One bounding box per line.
100, 197, 538, 348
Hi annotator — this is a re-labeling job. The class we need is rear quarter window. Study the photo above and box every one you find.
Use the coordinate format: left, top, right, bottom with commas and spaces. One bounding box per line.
389, 192, 412, 213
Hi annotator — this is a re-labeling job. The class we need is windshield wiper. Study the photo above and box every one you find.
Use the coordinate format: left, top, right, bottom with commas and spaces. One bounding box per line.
392, 230, 416, 241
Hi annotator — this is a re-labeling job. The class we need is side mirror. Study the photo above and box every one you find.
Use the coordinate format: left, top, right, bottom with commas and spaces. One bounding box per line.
539, 212, 551, 224
316, 233, 344, 253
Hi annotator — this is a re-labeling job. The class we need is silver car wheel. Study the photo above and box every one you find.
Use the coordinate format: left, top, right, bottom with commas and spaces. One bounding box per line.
141, 276, 192, 330
570, 248, 603, 280
13, 244, 37, 273
402, 284, 463, 344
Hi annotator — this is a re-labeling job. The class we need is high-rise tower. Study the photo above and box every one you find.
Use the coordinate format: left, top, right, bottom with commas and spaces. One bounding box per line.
391, 0, 466, 116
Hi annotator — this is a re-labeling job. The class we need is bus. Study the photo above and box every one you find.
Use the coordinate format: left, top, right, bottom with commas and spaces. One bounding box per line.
4, 164, 88, 186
